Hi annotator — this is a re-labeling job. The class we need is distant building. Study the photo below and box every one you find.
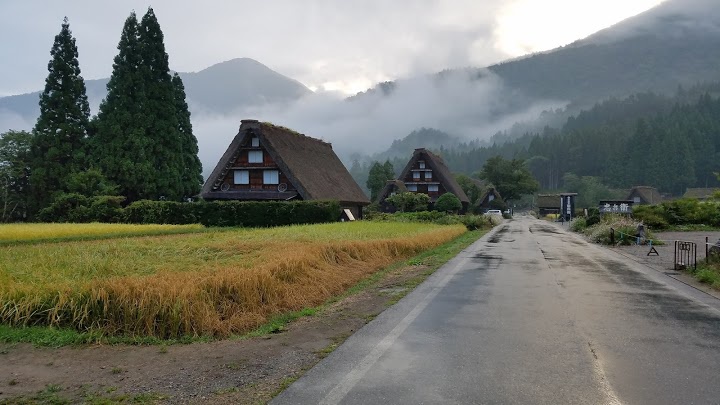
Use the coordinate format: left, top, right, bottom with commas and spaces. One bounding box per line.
626, 186, 662, 205
536, 193, 578, 218
201, 119, 370, 218
683, 188, 720, 201
475, 187, 505, 213
377, 148, 469, 212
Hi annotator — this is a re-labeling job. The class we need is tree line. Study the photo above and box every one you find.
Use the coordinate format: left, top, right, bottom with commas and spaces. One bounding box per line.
0, 9, 202, 221
437, 86, 720, 196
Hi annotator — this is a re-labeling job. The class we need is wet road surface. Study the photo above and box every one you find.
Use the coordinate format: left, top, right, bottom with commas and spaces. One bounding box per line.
273, 217, 720, 404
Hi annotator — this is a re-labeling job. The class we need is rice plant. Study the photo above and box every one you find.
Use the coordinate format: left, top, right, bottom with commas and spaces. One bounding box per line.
0, 222, 466, 338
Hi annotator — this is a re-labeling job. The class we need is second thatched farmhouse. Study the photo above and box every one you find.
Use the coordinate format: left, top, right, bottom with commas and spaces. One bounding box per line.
201, 119, 370, 218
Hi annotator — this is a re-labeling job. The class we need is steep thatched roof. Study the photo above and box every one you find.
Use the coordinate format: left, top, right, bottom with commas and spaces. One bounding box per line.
536, 194, 562, 209
477, 187, 503, 207
626, 186, 662, 205
377, 180, 408, 203
201, 120, 369, 205
397, 148, 469, 203
683, 188, 720, 200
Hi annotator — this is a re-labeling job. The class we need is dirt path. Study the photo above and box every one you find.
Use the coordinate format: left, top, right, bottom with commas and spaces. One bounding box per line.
0, 262, 436, 404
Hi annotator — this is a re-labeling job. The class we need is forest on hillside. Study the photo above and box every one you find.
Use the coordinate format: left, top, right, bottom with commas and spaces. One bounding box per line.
436, 85, 720, 196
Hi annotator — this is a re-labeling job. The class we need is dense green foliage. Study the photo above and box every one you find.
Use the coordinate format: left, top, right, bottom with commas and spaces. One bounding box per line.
172, 73, 203, 198
477, 156, 539, 202
367, 210, 502, 231
30, 18, 91, 209
385, 192, 430, 212
633, 198, 720, 229
0, 131, 32, 221
436, 88, 720, 195
366, 160, 395, 201
1, 10, 206, 222
454, 174, 482, 205
91, 9, 202, 202
92, 12, 153, 202
434, 192, 462, 213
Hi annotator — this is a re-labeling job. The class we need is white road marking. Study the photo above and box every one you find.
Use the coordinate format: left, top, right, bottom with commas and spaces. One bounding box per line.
318, 252, 474, 405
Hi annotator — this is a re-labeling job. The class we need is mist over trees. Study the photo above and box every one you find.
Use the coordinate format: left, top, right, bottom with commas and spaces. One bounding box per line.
0, 9, 203, 221
431, 85, 720, 196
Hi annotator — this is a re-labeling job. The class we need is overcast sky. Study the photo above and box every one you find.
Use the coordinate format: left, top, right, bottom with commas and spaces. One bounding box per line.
0, 0, 666, 97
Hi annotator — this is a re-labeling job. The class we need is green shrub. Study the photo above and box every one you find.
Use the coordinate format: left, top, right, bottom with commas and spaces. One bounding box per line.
37, 193, 125, 223
434, 193, 462, 213
385, 192, 430, 212
367, 210, 497, 230
586, 207, 600, 227
583, 214, 653, 245
570, 217, 588, 232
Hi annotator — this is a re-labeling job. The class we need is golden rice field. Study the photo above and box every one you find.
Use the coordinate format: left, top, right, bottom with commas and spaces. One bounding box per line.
0, 222, 466, 338
0, 222, 206, 243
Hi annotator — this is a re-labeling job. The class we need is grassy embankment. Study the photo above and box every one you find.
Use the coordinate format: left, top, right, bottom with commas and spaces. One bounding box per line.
0, 222, 466, 341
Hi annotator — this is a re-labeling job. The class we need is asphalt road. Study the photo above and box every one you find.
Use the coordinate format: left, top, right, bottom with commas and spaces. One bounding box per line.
273, 217, 720, 405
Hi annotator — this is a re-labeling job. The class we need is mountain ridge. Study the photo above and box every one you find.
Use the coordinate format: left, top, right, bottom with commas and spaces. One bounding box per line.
0, 57, 311, 128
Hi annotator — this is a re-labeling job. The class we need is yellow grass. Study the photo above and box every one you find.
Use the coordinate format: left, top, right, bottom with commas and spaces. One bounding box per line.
0, 222, 205, 243
0, 222, 466, 338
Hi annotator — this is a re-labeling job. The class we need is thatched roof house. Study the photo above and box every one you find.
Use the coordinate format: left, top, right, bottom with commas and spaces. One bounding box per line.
476, 187, 505, 212
626, 186, 662, 205
683, 188, 720, 200
377, 180, 408, 213
378, 148, 469, 212
201, 120, 370, 217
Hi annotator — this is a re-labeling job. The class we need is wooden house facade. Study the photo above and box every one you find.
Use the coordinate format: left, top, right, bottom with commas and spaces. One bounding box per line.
378, 148, 469, 212
201, 120, 370, 218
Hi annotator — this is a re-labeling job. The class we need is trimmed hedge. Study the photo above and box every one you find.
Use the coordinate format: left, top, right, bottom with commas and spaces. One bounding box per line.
39, 198, 342, 227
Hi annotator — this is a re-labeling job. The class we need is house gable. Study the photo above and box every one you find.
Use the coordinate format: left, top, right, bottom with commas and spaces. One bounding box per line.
201, 120, 370, 207
477, 187, 504, 209
397, 149, 469, 202
626, 186, 661, 205
201, 121, 302, 201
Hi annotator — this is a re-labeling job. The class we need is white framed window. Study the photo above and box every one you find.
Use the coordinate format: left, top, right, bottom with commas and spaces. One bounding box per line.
251, 137, 260, 147
633, 197, 641, 203
248, 150, 263, 163
425, 170, 433, 180
264, 170, 279, 184
428, 185, 438, 192
413, 171, 421, 180
233, 170, 249, 185
419, 161, 426, 169
407, 184, 418, 192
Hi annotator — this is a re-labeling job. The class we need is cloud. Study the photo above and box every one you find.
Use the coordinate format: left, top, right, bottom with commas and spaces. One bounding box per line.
0, 0, 512, 96
192, 70, 565, 178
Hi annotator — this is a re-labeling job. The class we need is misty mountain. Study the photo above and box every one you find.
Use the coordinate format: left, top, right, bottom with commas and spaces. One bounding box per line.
356, 0, 720, 111
369, 128, 461, 161
0, 58, 311, 129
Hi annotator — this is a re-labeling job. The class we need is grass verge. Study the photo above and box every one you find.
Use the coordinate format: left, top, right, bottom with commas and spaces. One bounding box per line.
688, 264, 720, 290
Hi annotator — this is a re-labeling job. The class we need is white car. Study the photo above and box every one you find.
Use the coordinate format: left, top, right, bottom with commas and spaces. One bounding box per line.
486, 209, 503, 216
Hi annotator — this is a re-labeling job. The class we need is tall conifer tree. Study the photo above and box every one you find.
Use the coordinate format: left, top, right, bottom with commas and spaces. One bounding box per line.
92, 12, 154, 202
138, 8, 183, 200
172, 73, 203, 198
30, 17, 90, 209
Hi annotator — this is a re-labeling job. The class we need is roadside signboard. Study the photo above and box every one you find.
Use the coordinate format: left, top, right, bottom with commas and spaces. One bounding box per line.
599, 200, 634, 215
